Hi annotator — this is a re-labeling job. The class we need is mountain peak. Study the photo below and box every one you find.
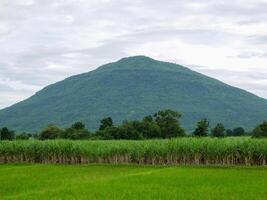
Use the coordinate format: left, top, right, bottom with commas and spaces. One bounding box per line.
96, 55, 185, 73
116, 55, 157, 66
118, 55, 155, 62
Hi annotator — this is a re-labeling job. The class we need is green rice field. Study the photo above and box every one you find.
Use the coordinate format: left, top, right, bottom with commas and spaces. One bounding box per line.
0, 164, 266, 200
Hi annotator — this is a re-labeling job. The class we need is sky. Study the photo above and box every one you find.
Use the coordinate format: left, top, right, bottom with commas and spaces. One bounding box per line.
0, 0, 267, 109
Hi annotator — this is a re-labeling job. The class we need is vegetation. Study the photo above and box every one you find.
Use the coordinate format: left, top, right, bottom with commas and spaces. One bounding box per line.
0, 108, 267, 140
1, 164, 267, 200
95, 109, 184, 140
99, 117, 113, 130
59, 122, 91, 140
0, 109, 266, 167
15, 132, 32, 140
193, 118, 209, 137
0, 127, 14, 140
39, 125, 63, 140
211, 123, 225, 137
1, 56, 267, 133
233, 127, 246, 136
0, 138, 267, 165
226, 127, 246, 136
252, 121, 267, 138
153, 109, 185, 138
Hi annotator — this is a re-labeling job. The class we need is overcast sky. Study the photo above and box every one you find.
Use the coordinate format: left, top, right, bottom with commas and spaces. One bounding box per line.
0, 0, 267, 109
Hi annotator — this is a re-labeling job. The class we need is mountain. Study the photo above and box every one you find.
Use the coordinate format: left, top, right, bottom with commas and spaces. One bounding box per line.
0, 56, 267, 133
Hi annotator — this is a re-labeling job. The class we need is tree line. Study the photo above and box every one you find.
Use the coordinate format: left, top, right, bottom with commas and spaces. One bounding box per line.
0, 109, 267, 140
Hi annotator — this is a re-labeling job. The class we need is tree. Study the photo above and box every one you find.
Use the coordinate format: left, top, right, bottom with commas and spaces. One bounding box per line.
119, 121, 144, 140
61, 122, 91, 140
226, 129, 233, 136
252, 121, 267, 138
39, 125, 62, 140
193, 118, 209, 137
32, 133, 39, 139
142, 121, 161, 139
125, 119, 161, 139
232, 127, 245, 136
99, 117, 113, 130
71, 122, 85, 130
96, 126, 121, 140
0, 127, 15, 140
211, 123, 225, 137
96, 117, 161, 140
143, 115, 153, 123
154, 109, 185, 138
62, 128, 91, 140
16, 132, 31, 140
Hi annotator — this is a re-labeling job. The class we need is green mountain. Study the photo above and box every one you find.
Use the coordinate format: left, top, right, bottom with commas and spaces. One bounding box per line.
0, 56, 267, 132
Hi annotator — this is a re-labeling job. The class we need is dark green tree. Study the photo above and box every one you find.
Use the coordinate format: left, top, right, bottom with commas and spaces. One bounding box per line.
39, 125, 62, 140
211, 123, 225, 137
71, 121, 85, 130
61, 122, 91, 140
252, 121, 267, 137
96, 117, 161, 140
0, 127, 15, 140
142, 122, 161, 139
99, 117, 113, 130
143, 115, 154, 123
119, 121, 144, 140
62, 128, 91, 140
232, 127, 245, 136
193, 118, 209, 137
126, 119, 161, 139
226, 129, 233, 136
95, 126, 120, 140
153, 109, 185, 138
32, 133, 39, 139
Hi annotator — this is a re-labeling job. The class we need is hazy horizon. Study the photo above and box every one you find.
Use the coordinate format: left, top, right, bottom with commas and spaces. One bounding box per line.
1, 0, 267, 109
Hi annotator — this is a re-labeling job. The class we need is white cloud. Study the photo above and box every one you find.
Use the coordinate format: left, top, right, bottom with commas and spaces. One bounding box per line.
0, 90, 34, 109
0, 78, 41, 91
2, 0, 35, 6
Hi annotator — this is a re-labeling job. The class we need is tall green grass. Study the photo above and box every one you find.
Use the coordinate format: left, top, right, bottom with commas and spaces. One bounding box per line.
0, 138, 266, 165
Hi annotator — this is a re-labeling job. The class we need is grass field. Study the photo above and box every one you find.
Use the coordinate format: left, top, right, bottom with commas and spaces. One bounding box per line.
0, 164, 266, 200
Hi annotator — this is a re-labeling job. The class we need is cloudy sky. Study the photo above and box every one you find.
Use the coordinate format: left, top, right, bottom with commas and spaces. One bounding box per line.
0, 0, 267, 109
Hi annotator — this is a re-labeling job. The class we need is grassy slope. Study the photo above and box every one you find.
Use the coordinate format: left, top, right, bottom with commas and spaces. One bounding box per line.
0, 164, 267, 200
1, 56, 267, 132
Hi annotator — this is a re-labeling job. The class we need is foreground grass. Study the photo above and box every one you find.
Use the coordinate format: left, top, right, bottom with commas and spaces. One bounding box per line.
0, 164, 266, 200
